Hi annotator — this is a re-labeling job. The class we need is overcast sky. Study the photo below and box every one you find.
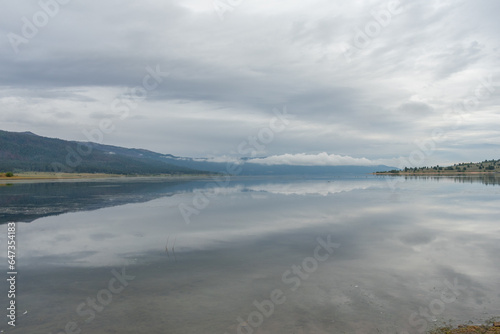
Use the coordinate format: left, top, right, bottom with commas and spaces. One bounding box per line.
1, 0, 499, 167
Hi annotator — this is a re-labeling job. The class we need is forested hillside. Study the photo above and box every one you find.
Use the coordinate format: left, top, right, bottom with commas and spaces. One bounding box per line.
0, 130, 203, 175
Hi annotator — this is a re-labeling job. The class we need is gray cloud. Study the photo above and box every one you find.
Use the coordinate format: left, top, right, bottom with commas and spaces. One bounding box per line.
0, 0, 499, 165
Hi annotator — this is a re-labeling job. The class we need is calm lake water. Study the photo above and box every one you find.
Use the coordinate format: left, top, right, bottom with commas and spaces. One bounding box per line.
1, 175, 499, 333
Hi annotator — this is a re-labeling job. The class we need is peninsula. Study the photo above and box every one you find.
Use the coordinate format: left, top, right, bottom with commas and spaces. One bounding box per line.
375, 159, 500, 175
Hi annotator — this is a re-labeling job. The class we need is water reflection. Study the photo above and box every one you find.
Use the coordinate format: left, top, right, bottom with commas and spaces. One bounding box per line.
244, 178, 383, 196
0, 178, 200, 224
0, 176, 498, 333
382, 173, 500, 186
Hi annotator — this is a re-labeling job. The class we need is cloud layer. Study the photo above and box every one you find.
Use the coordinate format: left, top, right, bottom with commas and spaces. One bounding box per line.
249, 152, 390, 166
1, 0, 499, 166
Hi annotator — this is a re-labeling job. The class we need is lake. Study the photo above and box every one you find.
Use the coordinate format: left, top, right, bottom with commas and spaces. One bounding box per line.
1, 175, 499, 333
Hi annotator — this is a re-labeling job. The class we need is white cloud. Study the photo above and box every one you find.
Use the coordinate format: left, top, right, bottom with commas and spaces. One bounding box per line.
193, 156, 243, 164
249, 152, 389, 166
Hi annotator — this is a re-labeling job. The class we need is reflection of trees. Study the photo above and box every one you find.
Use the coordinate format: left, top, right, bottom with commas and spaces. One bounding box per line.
402, 174, 500, 186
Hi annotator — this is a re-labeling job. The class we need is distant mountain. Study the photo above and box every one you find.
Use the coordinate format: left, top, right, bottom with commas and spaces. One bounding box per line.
0, 130, 396, 175
0, 130, 202, 175
162, 157, 396, 175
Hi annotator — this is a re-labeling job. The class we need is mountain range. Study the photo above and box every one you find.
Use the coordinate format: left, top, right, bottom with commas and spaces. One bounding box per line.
0, 130, 395, 175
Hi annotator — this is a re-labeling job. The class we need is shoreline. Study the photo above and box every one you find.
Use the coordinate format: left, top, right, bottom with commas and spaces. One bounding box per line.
0, 172, 214, 183
373, 172, 499, 176
431, 322, 500, 333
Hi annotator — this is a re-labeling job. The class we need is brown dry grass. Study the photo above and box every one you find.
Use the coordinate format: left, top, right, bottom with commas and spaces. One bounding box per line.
430, 323, 500, 334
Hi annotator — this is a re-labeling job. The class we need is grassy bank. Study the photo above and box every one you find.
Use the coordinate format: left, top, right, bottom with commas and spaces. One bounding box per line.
0, 172, 124, 180
0, 172, 212, 181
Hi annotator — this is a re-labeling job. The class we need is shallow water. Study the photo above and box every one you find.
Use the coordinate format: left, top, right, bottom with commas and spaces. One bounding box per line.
1, 175, 499, 333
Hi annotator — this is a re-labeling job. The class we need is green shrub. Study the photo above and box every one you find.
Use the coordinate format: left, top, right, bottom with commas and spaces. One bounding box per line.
5, 172, 14, 177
